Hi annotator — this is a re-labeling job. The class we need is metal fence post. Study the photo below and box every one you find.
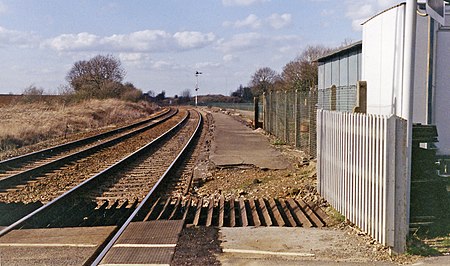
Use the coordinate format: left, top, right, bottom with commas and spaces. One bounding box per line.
254, 96, 259, 129
295, 89, 300, 148
262, 92, 266, 130
284, 91, 288, 143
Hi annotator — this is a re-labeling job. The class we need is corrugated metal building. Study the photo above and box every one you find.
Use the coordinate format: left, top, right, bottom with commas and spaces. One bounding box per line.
317, 41, 362, 112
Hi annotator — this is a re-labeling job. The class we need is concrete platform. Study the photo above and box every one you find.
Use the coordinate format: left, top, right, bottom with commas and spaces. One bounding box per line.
217, 227, 450, 265
217, 227, 395, 265
210, 111, 290, 170
0, 226, 116, 265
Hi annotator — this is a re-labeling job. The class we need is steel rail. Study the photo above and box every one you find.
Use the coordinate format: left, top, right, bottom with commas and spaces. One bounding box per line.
0, 107, 170, 170
91, 110, 202, 266
0, 109, 191, 238
0, 108, 178, 189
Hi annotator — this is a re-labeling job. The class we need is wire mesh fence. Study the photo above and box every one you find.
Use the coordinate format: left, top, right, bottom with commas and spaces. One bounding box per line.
263, 90, 318, 158
263, 86, 356, 158
317, 85, 357, 112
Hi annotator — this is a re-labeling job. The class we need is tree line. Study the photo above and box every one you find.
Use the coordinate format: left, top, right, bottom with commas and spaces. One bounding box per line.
231, 44, 334, 101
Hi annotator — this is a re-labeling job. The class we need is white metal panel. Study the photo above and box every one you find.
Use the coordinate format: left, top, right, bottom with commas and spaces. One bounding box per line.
434, 29, 450, 155
412, 14, 430, 124
363, 5, 406, 117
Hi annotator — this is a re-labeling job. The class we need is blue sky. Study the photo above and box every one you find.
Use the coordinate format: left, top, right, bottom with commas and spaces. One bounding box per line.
0, 0, 403, 96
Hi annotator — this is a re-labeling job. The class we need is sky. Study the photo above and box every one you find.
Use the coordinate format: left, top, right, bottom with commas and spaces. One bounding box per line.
0, 0, 404, 96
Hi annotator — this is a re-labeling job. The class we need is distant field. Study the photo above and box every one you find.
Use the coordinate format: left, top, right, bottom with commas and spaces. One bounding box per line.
0, 94, 62, 106
0, 94, 23, 106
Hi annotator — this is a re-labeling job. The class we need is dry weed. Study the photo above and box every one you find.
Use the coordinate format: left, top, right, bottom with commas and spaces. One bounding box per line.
0, 99, 158, 152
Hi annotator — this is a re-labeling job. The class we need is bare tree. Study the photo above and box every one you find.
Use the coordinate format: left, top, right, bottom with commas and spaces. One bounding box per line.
249, 67, 280, 96
66, 54, 126, 99
281, 45, 332, 91
23, 85, 44, 95
180, 89, 191, 98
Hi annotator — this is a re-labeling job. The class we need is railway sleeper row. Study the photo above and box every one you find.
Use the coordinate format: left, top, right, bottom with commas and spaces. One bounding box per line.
143, 196, 328, 228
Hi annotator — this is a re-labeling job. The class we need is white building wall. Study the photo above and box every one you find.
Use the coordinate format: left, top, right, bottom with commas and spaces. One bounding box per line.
413, 13, 430, 125
362, 4, 405, 117
362, 4, 430, 123
363, 4, 450, 155
434, 28, 450, 154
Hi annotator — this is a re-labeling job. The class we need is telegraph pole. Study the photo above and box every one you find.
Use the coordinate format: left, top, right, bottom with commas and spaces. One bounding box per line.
195, 71, 202, 107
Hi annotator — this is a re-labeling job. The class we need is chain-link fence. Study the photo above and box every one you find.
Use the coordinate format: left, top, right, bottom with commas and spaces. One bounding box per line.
262, 90, 318, 158
262, 86, 356, 158
317, 85, 357, 112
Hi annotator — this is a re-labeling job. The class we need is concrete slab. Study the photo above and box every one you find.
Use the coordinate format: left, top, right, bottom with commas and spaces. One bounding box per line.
0, 226, 116, 265
101, 220, 184, 265
217, 227, 397, 265
210, 111, 289, 170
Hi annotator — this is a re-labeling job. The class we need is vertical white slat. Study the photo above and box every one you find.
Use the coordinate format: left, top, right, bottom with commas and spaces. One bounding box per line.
341, 112, 346, 215
362, 113, 368, 232
328, 111, 332, 201
371, 115, 377, 239
374, 115, 380, 242
350, 113, 355, 220
381, 116, 388, 244
355, 114, 361, 225
344, 113, 353, 220
345, 112, 350, 216
337, 112, 341, 210
322, 110, 326, 197
370, 114, 376, 236
366, 114, 372, 234
352, 114, 357, 222
317, 110, 322, 195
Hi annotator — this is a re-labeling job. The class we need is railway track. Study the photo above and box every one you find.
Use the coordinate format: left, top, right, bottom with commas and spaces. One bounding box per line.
0, 108, 171, 181
0, 108, 329, 265
0, 108, 174, 190
0, 108, 185, 227
0, 109, 203, 265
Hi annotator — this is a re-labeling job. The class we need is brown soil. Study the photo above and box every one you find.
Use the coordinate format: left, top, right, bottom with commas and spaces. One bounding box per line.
172, 226, 222, 265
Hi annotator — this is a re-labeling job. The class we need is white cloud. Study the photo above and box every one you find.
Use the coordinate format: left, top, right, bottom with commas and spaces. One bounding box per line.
223, 54, 239, 62
267, 13, 292, 29
223, 14, 262, 29
196, 61, 222, 69
44, 30, 215, 53
103, 30, 173, 52
222, 0, 268, 7
217, 32, 264, 53
0, 26, 38, 47
173, 31, 216, 49
45, 32, 100, 51
217, 32, 302, 55
344, 0, 400, 31
118, 53, 150, 64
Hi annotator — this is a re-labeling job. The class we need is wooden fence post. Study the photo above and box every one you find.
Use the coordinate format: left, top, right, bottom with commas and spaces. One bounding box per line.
353, 81, 367, 113
331, 85, 337, 111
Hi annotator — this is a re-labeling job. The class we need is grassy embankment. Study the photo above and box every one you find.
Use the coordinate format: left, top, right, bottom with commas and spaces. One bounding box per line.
0, 98, 158, 158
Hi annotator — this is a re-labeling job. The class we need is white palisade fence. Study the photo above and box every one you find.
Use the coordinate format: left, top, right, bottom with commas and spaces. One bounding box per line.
317, 110, 409, 253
